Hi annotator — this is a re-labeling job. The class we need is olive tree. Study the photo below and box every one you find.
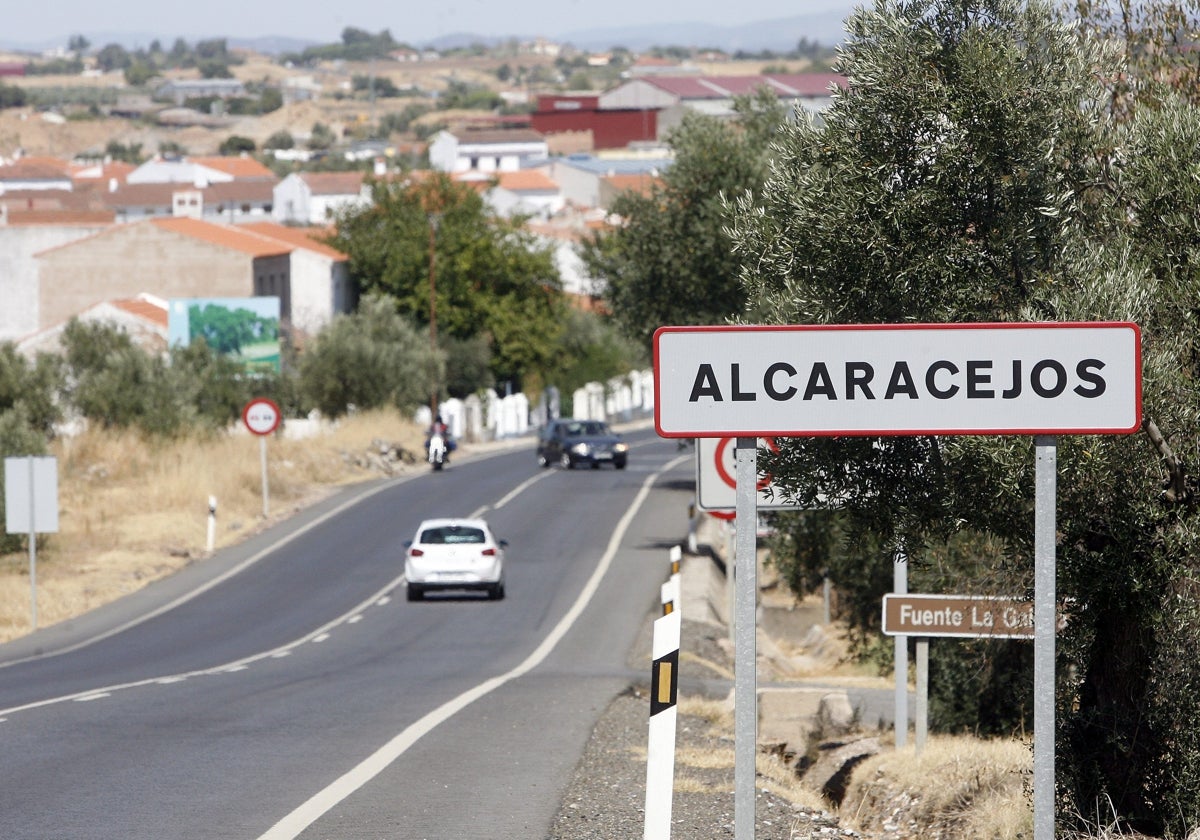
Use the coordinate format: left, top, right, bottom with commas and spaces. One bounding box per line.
729, 0, 1200, 833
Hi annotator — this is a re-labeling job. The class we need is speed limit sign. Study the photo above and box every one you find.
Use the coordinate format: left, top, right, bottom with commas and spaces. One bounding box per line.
242, 398, 281, 436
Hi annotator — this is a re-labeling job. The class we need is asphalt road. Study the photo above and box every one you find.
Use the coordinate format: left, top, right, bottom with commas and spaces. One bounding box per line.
0, 425, 694, 840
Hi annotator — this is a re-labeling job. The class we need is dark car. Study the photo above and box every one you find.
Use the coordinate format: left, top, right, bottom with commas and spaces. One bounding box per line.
537, 418, 629, 470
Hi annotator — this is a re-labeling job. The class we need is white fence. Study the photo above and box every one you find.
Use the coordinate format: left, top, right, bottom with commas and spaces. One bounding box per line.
414, 368, 654, 443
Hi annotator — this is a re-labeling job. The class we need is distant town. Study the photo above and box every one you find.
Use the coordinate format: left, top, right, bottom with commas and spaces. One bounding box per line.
0, 28, 844, 354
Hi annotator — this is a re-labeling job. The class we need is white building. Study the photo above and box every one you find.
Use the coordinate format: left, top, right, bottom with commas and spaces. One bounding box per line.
238, 221, 355, 339
272, 171, 370, 225
484, 170, 564, 219
428, 128, 549, 174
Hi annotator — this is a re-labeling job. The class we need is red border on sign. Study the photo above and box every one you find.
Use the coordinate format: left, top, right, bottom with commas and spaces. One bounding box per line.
652, 321, 1143, 438
242, 397, 281, 436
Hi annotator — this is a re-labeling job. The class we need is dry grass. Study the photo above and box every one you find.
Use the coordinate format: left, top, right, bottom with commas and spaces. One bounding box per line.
841, 734, 1034, 840
0, 410, 426, 643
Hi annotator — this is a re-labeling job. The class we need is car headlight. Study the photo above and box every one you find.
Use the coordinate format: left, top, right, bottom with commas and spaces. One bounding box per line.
570, 443, 590, 455
613, 443, 628, 453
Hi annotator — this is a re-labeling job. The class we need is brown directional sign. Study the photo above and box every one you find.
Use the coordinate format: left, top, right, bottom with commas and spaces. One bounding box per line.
882, 594, 1035, 639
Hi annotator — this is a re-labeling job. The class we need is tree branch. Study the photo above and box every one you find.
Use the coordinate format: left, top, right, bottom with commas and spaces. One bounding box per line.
1142, 415, 1192, 506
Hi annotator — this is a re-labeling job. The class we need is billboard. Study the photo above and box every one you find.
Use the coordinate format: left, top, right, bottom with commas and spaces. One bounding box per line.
168, 297, 281, 373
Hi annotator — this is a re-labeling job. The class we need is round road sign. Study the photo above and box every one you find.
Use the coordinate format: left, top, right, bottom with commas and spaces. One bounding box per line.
242, 397, 281, 436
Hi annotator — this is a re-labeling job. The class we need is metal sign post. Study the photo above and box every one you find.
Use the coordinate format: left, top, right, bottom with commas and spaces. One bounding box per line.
733, 437, 758, 840
894, 547, 908, 748
1034, 436, 1057, 840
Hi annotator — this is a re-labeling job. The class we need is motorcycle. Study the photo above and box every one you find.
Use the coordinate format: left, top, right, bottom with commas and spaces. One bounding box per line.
427, 431, 447, 471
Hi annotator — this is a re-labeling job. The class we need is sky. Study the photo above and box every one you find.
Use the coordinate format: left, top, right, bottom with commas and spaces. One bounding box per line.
4, 0, 861, 48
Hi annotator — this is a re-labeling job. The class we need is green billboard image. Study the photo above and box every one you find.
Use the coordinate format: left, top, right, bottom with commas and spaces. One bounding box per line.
168, 297, 281, 373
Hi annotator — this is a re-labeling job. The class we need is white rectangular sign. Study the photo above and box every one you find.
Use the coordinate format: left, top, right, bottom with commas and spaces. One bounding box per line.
5, 456, 59, 534
654, 322, 1141, 437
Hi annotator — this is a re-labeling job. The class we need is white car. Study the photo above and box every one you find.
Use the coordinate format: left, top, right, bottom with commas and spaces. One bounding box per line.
404, 518, 507, 601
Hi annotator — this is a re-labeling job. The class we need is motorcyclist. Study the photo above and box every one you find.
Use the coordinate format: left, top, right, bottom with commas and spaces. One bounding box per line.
425, 416, 455, 465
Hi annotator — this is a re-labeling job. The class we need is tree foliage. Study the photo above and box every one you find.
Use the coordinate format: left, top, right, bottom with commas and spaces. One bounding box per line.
296, 295, 437, 417
728, 0, 1200, 833
1073, 0, 1200, 119
328, 172, 565, 397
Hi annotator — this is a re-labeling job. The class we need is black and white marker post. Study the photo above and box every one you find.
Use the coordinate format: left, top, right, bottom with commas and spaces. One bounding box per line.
643, 607, 681, 839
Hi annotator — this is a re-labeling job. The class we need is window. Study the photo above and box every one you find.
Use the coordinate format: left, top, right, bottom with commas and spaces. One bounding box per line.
420, 526, 486, 545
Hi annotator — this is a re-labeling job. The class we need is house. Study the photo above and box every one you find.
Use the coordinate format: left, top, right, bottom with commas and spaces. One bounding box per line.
17, 294, 168, 358
427, 128, 549, 174
0, 157, 73, 194
281, 76, 322, 104
272, 171, 370, 225
33, 217, 293, 334
534, 73, 847, 151
154, 78, 247, 105
531, 94, 659, 151
526, 215, 609, 307
601, 72, 847, 136
485, 170, 564, 219
237, 221, 355, 339
126, 154, 276, 186
0, 218, 113, 342
103, 179, 276, 223
547, 154, 671, 211
70, 158, 136, 191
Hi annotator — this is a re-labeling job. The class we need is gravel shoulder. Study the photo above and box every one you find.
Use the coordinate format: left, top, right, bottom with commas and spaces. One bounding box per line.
547, 518, 878, 840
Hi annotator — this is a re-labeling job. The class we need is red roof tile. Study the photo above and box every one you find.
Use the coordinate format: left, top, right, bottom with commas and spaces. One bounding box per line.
494, 170, 559, 192
111, 297, 169, 328
190, 155, 277, 180
238, 221, 348, 261
151, 217, 292, 257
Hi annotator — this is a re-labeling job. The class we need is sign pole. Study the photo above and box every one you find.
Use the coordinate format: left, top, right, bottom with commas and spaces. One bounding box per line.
27, 458, 37, 631
1034, 436, 1057, 840
242, 398, 281, 519
260, 436, 270, 519
734, 437, 758, 840
914, 637, 928, 754
894, 545, 908, 748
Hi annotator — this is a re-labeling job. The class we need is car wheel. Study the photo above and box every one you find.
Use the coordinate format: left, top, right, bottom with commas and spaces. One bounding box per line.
559, 452, 573, 470
489, 582, 505, 600
407, 585, 423, 602
615, 458, 627, 470
537, 452, 549, 468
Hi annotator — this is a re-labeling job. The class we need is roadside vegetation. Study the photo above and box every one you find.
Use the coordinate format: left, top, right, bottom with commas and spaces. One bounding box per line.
0, 409, 425, 644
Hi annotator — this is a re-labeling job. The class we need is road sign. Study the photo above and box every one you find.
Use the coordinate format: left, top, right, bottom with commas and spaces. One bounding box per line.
696, 437, 799, 511
242, 397, 281, 436
653, 322, 1142, 437
882, 594, 1035, 639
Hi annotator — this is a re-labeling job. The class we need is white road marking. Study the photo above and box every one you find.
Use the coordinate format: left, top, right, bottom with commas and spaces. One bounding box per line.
256, 453, 690, 840
0, 473, 424, 672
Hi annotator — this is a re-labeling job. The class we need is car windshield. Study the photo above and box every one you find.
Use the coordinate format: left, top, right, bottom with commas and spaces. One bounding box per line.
420, 526, 486, 545
565, 421, 610, 437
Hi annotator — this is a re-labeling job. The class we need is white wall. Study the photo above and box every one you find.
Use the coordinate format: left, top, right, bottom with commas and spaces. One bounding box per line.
0, 224, 111, 341
572, 369, 655, 423
289, 251, 351, 337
